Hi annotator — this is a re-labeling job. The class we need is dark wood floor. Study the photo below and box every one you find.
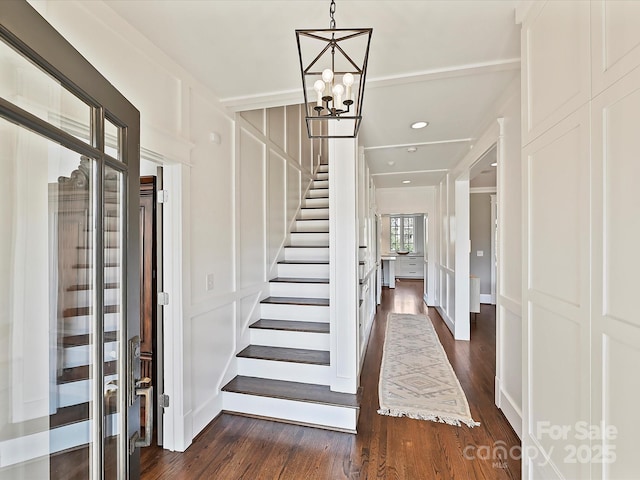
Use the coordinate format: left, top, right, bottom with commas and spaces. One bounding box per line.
141, 279, 521, 479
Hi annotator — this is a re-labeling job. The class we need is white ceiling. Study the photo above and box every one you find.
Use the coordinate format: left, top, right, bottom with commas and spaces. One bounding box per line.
105, 0, 520, 188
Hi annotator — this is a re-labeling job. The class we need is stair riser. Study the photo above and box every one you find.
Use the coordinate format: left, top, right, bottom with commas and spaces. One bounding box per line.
299, 208, 329, 220
74, 266, 120, 284
63, 342, 119, 369
317, 164, 329, 173
64, 314, 119, 336
269, 282, 329, 299
284, 247, 329, 261
78, 231, 120, 247
294, 220, 329, 232
315, 172, 329, 181
222, 393, 357, 432
237, 358, 330, 384
57, 374, 118, 408
290, 232, 329, 246
313, 180, 329, 189
249, 329, 329, 351
66, 289, 121, 308
308, 189, 329, 199
277, 263, 329, 278
261, 303, 329, 322
303, 197, 329, 208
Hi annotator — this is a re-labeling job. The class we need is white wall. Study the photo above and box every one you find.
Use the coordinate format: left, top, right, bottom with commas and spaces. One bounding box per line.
469, 193, 492, 296
30, 0, 318, 451
495, 90, 522, 439
519, 2, 640, 478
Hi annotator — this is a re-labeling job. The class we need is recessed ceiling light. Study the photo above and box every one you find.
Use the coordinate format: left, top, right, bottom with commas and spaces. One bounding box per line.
402, 180, 411, 184
410, 121, 429, 129
407, 147, 417, 153
491, 162, 497, 167
388, 161, 395, 166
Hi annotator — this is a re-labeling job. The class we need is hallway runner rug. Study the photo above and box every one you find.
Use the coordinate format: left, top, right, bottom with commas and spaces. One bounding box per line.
377, 313, 480, 427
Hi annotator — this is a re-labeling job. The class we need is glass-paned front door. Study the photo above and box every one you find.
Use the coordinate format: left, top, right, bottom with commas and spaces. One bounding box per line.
0, 2, 140, 478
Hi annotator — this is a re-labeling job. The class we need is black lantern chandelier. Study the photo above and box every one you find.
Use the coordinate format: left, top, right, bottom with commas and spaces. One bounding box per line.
296, 0, 372, 138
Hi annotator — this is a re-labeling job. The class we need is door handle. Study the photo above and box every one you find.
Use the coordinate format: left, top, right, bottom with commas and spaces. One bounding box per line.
134, 377, 153, 448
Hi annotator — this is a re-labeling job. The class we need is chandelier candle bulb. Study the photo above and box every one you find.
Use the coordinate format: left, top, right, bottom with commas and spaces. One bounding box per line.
313, 80, 325, 107
343, 73, 354, 102
332, 84, 344, 110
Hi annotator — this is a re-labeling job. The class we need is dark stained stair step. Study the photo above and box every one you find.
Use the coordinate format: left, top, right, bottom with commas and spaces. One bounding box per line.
68, 283, 119, 291
278, 260, 329, 265
58, 361, 118, 383
237, 346, 329, 365
260, 296, 329, 307
63, 331, 118, 347
250, 319, 329, 334
63, 304, 119, 318
270, 277, 329, 284
223, 376, 358, 409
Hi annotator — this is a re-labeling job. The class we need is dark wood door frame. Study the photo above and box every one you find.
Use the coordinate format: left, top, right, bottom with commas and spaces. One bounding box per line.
140, 176, 158, 443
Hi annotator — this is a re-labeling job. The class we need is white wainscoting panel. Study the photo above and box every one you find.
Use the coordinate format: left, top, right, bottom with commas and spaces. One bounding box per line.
267, 149, 286, 269
591, 0, 640, 96
591, 66, 640, 479
238, 128, 266, 289
268, 106, 285, 151
522, 0, 590, 146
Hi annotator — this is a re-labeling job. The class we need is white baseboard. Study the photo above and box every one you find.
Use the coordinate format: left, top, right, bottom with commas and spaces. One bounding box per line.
436, 306, 455, 336
495, 376, 522, 439
192, 393, 223, 442
480, 293, 493, 304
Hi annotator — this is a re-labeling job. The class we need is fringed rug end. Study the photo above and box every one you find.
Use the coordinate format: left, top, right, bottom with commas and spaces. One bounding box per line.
377, 408, 480, 428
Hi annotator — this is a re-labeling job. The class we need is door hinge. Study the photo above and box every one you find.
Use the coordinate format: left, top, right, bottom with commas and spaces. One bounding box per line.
159, 393, 170, 409
158, 292, 169, 305
157, 189, 169, 204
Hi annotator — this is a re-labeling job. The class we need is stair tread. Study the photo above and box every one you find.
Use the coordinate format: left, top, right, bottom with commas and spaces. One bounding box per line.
63, 331, 118, 347
73, 263, 119, 268
301, 206, 329, 210
291, 231, 329, 234
237, 346, 329, 365
50, 402, 90, 428
58, 361, 117, 383
63, 304, 119, 318
222, 376, 358, 408
67, 283, 119, 291
284, 245, 329, 249
261, 296, 329, 306
250, 319, 330, 333
278, 260, 329, 265
270, 277, 329, 284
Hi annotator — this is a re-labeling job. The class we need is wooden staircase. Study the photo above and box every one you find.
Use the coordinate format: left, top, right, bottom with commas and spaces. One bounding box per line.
222, 164, 360, 432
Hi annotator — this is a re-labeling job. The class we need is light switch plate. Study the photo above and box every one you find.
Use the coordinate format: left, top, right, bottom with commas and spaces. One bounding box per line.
477, 250, 484, 257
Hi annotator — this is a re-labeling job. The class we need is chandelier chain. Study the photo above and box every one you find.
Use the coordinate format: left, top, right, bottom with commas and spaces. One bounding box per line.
329, 0, 336, 29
